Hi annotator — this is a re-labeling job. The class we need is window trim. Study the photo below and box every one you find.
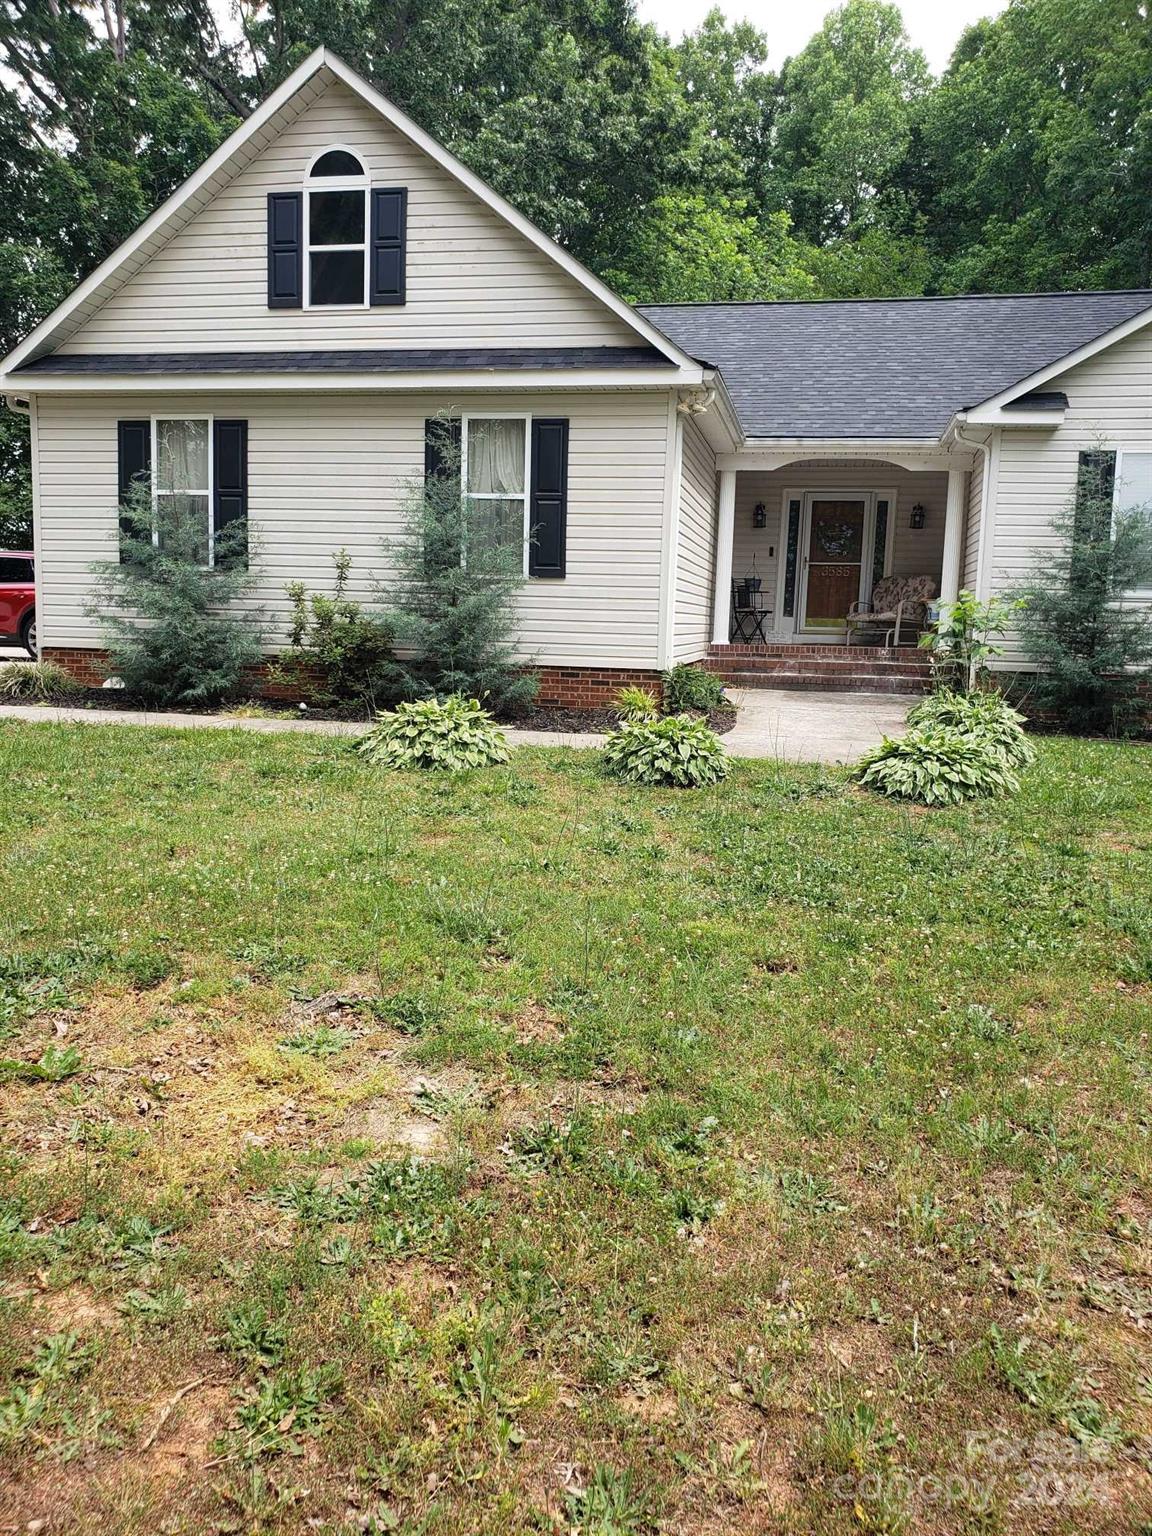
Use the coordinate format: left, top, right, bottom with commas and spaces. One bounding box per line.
304, 145, 369, 311
151, 414, 215, 567
460, 412, 533, 576
1113, 446, 1152, 599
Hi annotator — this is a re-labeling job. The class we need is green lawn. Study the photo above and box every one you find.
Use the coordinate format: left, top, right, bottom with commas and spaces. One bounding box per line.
1, 722, 1150, 1535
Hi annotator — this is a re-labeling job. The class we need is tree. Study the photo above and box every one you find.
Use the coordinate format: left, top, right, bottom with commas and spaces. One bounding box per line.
769, 0, 930, 244
1014, 465, 1152, 736
603, 195, 813, 304
911, 0, 1152, 292
376, 423, 538, 716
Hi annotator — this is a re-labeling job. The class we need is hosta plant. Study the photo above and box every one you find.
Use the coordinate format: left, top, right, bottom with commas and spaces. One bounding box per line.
855, 726, 1020, 807
603, 714, 728, 788
357, 694, 510, 771
907, 689, 1036, 769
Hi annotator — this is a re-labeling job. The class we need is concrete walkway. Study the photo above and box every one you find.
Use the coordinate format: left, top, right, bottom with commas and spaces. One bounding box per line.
0, 689, 910, 763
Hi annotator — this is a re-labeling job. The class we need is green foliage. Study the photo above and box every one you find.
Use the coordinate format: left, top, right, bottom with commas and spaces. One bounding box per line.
89, 484, 264, 708
0, 660, 82, 701
377, 425, 537, 716
604, 196, 814, 304
906, 689, 1036, 770
358, 695, 511, 772
855, 726, 1020, 806
613, 685, 660, 722
276, 549, 394, 706
661, 664, 728, 714
0, 1045, 83, 1083
769, 0, 930, 243
919, 589, 1017, 693
1014, 492, 1152, 737
603, 715, 729, 789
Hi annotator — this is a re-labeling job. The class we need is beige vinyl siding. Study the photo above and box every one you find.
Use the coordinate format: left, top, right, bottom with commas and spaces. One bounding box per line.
58, 79, 638, 354
33, 389, 670, 667
989, 323, 1152, 664
963, 457, 983, 591
730, 461, 948, 637
672, 416, 717, 663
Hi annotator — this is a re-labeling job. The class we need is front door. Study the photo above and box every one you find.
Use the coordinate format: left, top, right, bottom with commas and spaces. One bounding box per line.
801, 497, 868, 633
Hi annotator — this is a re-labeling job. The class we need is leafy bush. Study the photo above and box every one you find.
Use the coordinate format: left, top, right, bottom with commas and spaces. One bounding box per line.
661, 663, 727, 714
89, 484, 264, 707
0, 660, 82, 701
276, 549, 393, 705
603, 714, 728, 788
907, 689, 1036, 770
376, 419, 538, 716
357, 694, 510, 771
1014, 471, 1152, 735
855, 727, 1020, 806
613, 684, 659, 722
918, 589, 1019, 693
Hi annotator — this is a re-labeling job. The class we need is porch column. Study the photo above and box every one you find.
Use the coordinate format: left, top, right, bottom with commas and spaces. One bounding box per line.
711, 469, 737, 645
940, 467, 965, 606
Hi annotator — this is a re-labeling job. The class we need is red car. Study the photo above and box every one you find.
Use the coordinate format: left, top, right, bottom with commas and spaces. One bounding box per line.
0, 551, 36, 657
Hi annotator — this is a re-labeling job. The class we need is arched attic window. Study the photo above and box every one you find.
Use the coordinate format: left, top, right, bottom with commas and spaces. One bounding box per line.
305, 147, 368, 307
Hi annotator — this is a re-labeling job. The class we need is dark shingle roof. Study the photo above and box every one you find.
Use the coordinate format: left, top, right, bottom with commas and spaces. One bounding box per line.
638, 292, 1152, 439
18, 346, 671, 375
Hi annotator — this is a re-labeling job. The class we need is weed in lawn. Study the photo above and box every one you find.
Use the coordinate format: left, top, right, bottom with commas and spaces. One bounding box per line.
221, 1302, 288, 1367
563, 1463, 656, 1534
278, 1022, 356, 1057
0, 1044, 83, 1082
233, 1364, 342, 1457
119, 1283, 190, 1327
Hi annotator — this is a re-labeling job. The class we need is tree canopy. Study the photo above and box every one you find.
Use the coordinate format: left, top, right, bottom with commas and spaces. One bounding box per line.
2, 0, 1151, 541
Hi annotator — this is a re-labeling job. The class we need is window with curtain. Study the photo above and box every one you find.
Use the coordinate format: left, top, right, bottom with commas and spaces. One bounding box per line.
155, 418, 211, 564
463, 417, 528, 562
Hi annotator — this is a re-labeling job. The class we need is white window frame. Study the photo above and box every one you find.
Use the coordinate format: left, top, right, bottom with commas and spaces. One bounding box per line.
304, 145, 369, 311
1113, 447, 1152, 599
151, 414, 214, 567
460, 413, 532, 576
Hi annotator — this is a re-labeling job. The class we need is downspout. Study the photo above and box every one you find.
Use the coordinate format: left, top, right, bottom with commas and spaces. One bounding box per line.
3, 395, 31, 417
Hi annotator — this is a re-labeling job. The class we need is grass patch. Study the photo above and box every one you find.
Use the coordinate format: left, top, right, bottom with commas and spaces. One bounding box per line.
0, 722, 1150, 1531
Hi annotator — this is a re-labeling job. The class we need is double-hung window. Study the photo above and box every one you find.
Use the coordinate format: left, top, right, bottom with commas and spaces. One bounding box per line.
1114, 448, 1152, 598
462, 415, 530, 570
154, 417, 212, 565
305, 148, 368, 308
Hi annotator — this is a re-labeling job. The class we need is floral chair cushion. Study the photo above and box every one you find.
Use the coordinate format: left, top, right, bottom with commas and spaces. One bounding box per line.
856, 573, 938, 622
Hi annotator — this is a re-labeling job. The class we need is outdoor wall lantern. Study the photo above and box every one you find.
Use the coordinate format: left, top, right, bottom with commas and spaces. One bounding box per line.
909, 503, 926, 529
753, 502, 767, 528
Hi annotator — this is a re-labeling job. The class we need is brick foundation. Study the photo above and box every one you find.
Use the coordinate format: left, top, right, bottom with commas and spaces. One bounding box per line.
42, 648, 664, 712
531, 666, 664, 709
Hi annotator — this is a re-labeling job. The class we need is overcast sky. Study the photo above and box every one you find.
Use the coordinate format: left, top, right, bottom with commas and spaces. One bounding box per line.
636, 0, 1008, 71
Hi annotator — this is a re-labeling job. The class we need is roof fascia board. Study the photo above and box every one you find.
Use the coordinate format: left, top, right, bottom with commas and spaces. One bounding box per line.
964, 406, 1066, 426
319, 52, 692, 370
719, 442, 970, 473
0, 49, 333, 375
972, 303, 1152, 413
0, 366, 702, 394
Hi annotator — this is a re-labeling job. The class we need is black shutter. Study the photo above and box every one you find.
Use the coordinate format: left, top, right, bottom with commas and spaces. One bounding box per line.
424, 417, 462, 573
213, 419, 248, 566
528, 418, 568, 578
267, 192, 303, 308
117, 419, 151, 555
370, 188, 407, 306
1074, 450, 1116, 544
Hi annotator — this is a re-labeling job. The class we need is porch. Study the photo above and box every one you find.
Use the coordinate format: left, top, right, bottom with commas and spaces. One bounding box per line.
705, 452, 974, 693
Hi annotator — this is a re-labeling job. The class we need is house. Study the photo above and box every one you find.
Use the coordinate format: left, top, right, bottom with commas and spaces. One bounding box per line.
2, 47, 1151, 704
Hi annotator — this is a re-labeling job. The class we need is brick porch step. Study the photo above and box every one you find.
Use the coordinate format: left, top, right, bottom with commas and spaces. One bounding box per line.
705, 642, 932, 696
717, 669, 930, 696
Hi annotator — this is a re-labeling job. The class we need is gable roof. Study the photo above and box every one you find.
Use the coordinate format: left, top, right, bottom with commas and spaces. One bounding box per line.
638, 291, 1152, 439
1, 49, 694, 377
